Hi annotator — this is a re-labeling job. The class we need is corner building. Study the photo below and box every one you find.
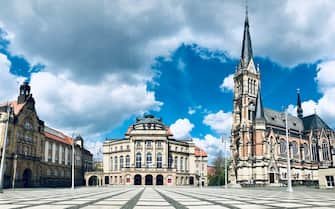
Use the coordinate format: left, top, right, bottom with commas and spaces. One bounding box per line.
229, 11, 335, 187
94, 115, 208, 186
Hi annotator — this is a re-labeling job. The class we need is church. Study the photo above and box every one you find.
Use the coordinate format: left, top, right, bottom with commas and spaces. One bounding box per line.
229, 9, 335, 187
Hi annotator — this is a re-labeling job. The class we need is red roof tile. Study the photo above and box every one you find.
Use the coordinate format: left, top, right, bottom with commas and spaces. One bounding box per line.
195, 146, 207, 157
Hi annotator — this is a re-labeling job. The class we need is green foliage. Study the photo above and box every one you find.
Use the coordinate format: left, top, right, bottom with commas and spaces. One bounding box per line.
208, 151, 230, 186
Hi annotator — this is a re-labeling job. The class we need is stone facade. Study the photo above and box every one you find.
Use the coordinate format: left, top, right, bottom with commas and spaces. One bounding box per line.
0, 82, 93, 188
85, 115, 208, 186
229, 11, 335, 187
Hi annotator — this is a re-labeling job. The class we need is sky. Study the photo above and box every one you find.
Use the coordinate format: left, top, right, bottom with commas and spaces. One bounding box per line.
1, 0, 335, 164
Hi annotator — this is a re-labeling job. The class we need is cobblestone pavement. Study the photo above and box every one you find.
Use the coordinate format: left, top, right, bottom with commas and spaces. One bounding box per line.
0, 186, 335, 209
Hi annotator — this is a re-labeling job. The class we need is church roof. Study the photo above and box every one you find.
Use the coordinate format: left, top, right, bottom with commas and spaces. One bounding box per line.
0, 101, 26, 116
264, 108, 304, 131
302, 114, 331, 131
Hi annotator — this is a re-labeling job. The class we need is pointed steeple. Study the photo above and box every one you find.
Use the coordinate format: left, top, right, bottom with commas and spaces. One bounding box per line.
297, 88, 303, 119
240, 2, 253, 69
255, 85, 264, 120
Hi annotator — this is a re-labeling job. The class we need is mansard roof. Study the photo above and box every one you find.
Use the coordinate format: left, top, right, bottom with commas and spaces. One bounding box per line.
302, 114, 331, 131
264, 108, 304, 131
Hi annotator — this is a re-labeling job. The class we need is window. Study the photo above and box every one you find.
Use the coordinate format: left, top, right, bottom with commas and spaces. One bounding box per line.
24, 120, 33, 130
136, 141, 141, 148
180, 157, 184, 171
292, 142, 298, 157
146, 152, 152, 168
280, 139, 286, 155
326, 176, 334, 187
322, 142, 330, 161
120, 146, 123, 151
126, 155, 130, 168
312, 143, 318, 161
146, 141, 152, 148
185, 157, 188, 171
136, 152, 141, 168
168, 155, 172, 168
157, 141, 162, 148
126, 145, 130, 150
303, 144, 309, 160
174, 156, 178, 170
110, 157, 113, 170
120, 156, 124, 169
114, 156, 118, 171
157, 153, 162, 168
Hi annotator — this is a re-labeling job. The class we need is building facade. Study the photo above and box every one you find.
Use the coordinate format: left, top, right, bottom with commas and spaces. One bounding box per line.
0, 82, 93, 188
229, 10, 335, 187
85, 115, 208, 186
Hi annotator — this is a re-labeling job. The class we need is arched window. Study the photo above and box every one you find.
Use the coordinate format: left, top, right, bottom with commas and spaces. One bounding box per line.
174, 156, 178, 170
180, 157, 184, 171
146, 152, 152, 168
125, 155, 130, 168
110, 156, 113, 171
185, 157, 188, 171
136, 152, 141, 168
114, 156, 118, 171
322, 142, 330, 161
312, 143, 318, 161
120, 156, 124, 169
280, 139, 286, 155
292, 142, 298, 158
157, 153, 162, 168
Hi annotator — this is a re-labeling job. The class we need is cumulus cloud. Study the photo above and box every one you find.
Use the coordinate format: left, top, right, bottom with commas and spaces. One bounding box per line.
288, 60, 335, 128
203, 110, 232, 134
30, 71, 162, 136
193, 134, 230, 164
170, 118, 194, 140
220, 73, 234, 92
0, 53, 24, 101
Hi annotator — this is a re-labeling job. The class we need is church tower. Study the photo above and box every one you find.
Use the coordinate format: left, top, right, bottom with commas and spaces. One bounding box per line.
230, 6, 262, 184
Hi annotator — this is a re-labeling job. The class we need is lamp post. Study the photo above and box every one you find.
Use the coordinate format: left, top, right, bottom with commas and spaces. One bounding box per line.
221, 135, 228, 188
285, 109, 293, 192
0, 103, 11, 193
71, 134, 75, 190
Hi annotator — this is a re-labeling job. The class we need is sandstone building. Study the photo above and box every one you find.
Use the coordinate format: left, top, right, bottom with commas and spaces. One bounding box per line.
0, 82, 93, 188
85, 115, 208, 186
229, 10, 335, 188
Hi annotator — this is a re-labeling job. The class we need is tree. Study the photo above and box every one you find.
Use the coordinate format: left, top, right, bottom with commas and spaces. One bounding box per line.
208, 151, 230, 186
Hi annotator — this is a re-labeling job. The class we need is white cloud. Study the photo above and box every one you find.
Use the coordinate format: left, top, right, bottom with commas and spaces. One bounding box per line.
220, 74, 234, 92
0, 53, 24, 101
203, 110, 232, 134
30, 71, 162, 137
170, 118, 194, 140
193, 134, 230, 164
85, 140, 103, 161
288, 60, 335, 128
187, 105, 202, 115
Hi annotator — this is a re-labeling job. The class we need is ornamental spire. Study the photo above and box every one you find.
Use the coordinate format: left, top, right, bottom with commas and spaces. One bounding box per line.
297, 88, 303, 118
240, 0, 253, 69
255, 84, 264, 120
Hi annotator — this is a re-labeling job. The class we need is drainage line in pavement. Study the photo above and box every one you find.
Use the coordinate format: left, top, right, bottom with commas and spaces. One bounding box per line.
120, 188, 145, 209
155, 188, 189, 209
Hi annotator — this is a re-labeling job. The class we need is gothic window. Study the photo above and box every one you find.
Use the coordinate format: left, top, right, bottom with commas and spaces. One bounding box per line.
114, 156, 118, 171
125, 155, 130, 168
24, 120, 33, 130
120, 156, 124, 169
146, 152, 152, 168
280, 139, 286, 155
292, 142, 298, 158
322, 142, 330, 161
157, 152, 162, 168
136, 152, 141, 168
312, 143, 318, 161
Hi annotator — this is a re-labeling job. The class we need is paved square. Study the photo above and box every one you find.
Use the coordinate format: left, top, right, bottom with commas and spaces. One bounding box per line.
0, 186, 334, 209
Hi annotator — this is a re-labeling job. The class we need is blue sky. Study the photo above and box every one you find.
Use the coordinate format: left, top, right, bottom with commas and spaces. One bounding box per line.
0, 1, 335, 163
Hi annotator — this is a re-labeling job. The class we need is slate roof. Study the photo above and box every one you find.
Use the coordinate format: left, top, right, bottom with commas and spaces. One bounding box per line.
264, 108, 304, 131
302, 114, 331, 131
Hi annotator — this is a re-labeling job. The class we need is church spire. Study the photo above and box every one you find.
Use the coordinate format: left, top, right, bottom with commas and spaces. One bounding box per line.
240, 1, 253, 69
297, 88, 303, 119
255, 85, 264, 120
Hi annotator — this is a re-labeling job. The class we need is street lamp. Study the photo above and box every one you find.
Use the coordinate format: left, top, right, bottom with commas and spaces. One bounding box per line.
0, 103, 11, 193
221, 135, 228, 189
284, 109, 293, 192
71, 134, 75, 190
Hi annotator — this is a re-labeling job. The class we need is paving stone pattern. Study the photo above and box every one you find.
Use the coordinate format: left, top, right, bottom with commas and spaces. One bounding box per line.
0, 186, 334, 209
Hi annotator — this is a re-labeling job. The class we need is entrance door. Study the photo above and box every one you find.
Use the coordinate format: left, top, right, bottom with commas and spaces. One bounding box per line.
22, 169, 32, 187
156, 175, 163, 185
134, 174, 142, 185
269, 173, 275, 183
145, 175, 153, 185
